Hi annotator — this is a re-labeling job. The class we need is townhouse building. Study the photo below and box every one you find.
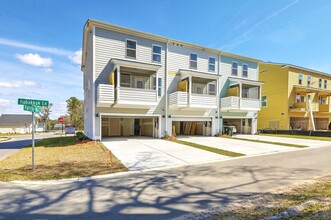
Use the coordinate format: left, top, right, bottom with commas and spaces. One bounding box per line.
258, 62, 331, 131
81, 19, 262, 140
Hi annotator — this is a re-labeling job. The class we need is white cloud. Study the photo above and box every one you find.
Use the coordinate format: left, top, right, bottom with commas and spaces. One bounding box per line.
0, 98, 10, 107
68, 49, 82, 65
0, 37, 71, 56
51, 101, 67, 119
16, 53, 52, 67
42, 68, 53, 73
0, 80, 37, 88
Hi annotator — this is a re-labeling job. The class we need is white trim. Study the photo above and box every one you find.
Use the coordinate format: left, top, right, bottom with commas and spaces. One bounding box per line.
125, 38, 137, 59
208, 56, 216, 72
189, 52, 198, 70
151, 44, 162, 63
92, 25, 96, 140
242, 63, 248, 78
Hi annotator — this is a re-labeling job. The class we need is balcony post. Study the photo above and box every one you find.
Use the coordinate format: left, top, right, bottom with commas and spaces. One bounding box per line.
239, 82, 242, 109
216, 79, 220, 133
155, 72, 158, 102
189, 75, 192, 106
117, 65, 120, 100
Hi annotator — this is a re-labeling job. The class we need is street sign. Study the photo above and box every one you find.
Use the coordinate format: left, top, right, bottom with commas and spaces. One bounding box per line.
23, 104, 41, 113
58, 117, 64, 123
18, 98, 49, 107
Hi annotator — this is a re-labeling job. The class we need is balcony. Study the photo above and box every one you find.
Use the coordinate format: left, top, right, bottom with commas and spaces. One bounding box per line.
169, 91, 217, 109
319, 104, 330, 112
115, 87, 157, 108
220, 96, 260, 111
97, 84, 115, 107
290, 102, 319, 112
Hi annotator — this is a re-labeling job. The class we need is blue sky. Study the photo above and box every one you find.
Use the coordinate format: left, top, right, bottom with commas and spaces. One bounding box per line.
0, 0, 330, 119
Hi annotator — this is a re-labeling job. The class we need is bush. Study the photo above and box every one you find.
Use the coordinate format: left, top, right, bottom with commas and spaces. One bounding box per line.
76, 131, 87, 141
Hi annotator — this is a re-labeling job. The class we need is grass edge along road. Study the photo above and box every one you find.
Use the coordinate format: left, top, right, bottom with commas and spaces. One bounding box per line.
260, 133, 331, 141
0, 136, 127, 182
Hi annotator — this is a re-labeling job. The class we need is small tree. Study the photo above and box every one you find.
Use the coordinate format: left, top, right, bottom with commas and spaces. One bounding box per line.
37, 103, 53, 131
66, 97, 84, 130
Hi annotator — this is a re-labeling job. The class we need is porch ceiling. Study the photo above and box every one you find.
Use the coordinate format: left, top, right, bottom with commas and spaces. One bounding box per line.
228, 77, 264, 86
179, 69, 220, 80
293, 85, 331, 96
111, 58, 161, 71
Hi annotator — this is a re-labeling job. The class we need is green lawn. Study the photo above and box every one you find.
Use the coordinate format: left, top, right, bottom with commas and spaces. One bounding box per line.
228, 136, 309, 148
261, 133, 331, 141
171, 139, 245, 157
0, 136, 128, 181
213, 175, 331, 219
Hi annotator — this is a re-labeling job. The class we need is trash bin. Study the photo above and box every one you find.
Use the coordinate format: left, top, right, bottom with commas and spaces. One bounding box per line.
224, 127, 229, 135
228, 127, 233, 136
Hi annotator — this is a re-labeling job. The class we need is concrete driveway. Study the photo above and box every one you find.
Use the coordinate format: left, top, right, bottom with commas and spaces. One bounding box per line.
235, 134, 331, 148
177, 136, 295, 156
102, 137, 227, 170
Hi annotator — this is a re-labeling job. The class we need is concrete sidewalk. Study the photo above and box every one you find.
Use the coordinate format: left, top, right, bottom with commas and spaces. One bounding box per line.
235, 134, 331, 148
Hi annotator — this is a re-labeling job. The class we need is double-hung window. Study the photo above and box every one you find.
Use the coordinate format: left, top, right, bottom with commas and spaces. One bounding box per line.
208, 83, 216, 95
190, 53, 197, 69
232, 62, 238, 76
208, 57, 215, 72
158, 78, 162, 97
298, 74, 303, 85
319, 78, 322, 88
307, 75, 312, 86
242, 87, 249, 98
324, 79, 328, 89
242, 64, 248, 78
152, 45, 161, 62
121, 73, 131, 87
126, 39, 136, 59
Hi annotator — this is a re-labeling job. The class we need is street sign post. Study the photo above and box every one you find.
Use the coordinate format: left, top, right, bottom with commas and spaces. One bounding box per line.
58, 117, 64, 134
19, 98, 49, 171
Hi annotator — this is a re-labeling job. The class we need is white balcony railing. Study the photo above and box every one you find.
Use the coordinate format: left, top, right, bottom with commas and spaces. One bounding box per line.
116, 87, 157, 106
220, 96, 260, 111
169, 91, 217, 109
97, 84, 115, 107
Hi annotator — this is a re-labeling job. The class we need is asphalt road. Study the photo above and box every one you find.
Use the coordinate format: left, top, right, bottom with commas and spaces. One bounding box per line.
0, 145, 331, 220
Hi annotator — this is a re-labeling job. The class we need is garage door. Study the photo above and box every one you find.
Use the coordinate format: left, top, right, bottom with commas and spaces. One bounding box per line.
315, 118, 329, 130
102, 117, 154, 138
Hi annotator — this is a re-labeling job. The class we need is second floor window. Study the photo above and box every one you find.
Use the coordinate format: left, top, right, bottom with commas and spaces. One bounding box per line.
232, 62, 238, 76
298, 74, 303, 85
242, 64, 248, 78
319, 78, 322, 88
152, 45, 161, 62
307, 75, 312, 86
190, 53, 197, 69
261, 96, 267, 107
324, 79, 328, 89
208, 57, 215, 72
126, 39, 136, 59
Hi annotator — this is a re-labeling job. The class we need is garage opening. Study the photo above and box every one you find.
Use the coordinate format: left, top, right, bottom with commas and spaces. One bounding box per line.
223, 118, 252, 134
172, 121, 212, 136
290, 117, 309, 130
101, 117, 158, 138
315, 118, 330, 130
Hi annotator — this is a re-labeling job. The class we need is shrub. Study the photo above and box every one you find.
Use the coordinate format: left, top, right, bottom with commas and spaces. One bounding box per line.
76, 131, 87, 141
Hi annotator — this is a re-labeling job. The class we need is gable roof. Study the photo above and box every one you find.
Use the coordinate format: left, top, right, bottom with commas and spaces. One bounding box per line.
0, 114, 32, 125
261, 62, 331, 78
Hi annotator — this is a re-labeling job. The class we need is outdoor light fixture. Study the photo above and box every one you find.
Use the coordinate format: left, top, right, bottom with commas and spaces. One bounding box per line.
168, 115, 172, 118
96, 113, 99, 117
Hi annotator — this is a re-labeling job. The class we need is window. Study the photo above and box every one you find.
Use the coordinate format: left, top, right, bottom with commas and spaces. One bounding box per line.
324, 79, 327, 89
208, 57, 215, 72
319, 78, 323, 88
262, 95, 267, 107
120, 74, 131, 87
307, 75, 312, 86
126, 39, 136, 59
136, 80, 144, 89
158, 78, 162, 97
197, 87, 203, 94
152, 45, 161, 62
242, 64, 248, 78
208, 83, 216, 95
190, 53, 197, 69
296, 93, 301, 103
298, 74, 303, 85
232, 62, 238, 76
242, 87, 249, 98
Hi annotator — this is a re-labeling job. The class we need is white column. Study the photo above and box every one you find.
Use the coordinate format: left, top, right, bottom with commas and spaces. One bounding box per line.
117, 66, 120, 100
188, 75, 192, 106
216, 79, 220, 134
155, 72, 158, 102
239, 82, 242, 109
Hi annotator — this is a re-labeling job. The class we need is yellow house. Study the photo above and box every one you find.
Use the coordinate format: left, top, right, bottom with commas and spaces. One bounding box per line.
258, 62, 331, 131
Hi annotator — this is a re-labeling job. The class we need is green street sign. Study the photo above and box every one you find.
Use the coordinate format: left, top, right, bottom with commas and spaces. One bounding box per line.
23, 105, 41, 113
18, 98, 49, 107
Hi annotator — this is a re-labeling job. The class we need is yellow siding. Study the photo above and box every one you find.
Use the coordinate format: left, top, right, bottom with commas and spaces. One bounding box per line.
108, 71, 115, 85
258, 64, 289, 130
227, 87, 239, 96
177, 80, 188, 92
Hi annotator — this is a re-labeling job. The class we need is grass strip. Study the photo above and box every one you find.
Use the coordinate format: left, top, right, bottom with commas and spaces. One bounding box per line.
261, 133, 331, 142
228, 137, 309, 148
172, 139, 245, 157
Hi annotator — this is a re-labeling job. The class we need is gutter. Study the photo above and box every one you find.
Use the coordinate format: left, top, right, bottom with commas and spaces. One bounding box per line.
164, 40, 170, 136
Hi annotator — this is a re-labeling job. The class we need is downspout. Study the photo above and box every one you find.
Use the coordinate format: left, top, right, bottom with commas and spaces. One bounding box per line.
164, 40, 170, 136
